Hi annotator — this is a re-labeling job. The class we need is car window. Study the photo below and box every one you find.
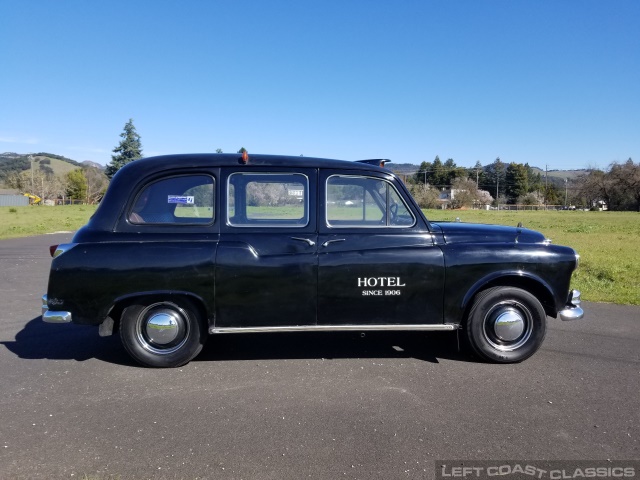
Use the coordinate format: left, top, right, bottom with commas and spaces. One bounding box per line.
227, 173, 308, 227
326, 175, 415, 228
129, 175, 214, 224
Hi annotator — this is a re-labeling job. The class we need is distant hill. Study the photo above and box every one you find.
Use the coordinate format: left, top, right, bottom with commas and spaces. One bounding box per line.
0, 152, 102, 187
388, 162, 587, 179
81, 160, 104, 170
388, 163, 420, 175
529, 166, 586, 180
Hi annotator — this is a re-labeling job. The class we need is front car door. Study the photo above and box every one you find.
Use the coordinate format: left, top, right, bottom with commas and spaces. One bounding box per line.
317, 170, 445, 326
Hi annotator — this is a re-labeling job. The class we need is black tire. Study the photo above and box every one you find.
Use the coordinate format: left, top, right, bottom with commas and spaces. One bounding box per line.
466, 287, 547, 363
120, 299, 207, 368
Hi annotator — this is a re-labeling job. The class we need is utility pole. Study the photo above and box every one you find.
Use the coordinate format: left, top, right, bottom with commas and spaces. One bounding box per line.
476, 164, 480, 187
544, 164, 548, 209
496, 176, 499, 207
29, 155, 34, 190
565, 178, 568, 207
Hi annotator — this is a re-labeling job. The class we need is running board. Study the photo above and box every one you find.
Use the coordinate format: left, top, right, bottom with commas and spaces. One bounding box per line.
209, 324, 459, 334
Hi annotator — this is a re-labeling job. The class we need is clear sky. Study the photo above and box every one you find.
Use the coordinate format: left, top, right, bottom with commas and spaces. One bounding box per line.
1, 0, 638, 171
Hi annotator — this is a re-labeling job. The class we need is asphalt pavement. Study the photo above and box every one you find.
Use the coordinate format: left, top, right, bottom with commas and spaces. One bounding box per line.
0, 233, 638, 480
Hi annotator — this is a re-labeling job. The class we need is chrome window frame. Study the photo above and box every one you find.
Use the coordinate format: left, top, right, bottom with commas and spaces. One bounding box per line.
325, 174, 416, 229
226, 172, 310, 228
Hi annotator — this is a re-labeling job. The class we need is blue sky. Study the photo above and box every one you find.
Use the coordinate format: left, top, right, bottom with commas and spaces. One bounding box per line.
1, 0, 638, 171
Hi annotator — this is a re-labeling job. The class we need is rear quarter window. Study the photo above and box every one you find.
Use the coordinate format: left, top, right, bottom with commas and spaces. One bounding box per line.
129, 175, 215, 225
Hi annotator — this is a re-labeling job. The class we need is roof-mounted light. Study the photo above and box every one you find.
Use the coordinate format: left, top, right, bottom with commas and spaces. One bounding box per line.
240, 151, 249, 164
355, 159, 392, 168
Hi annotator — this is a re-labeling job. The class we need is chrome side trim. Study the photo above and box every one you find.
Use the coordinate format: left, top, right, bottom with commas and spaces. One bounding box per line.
209, 324, 458, 334
41, 295, 48, 316
43, 310, 72, 323
558, 289, 584, 321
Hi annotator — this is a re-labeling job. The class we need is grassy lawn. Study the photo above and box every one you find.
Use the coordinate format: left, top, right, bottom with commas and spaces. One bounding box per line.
2, 205, 638, 305
0, 205, 98, 240
424, 209, 640, 305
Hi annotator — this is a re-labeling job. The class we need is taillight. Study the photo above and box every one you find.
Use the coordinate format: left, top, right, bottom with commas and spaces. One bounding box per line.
49, 243, 78, 258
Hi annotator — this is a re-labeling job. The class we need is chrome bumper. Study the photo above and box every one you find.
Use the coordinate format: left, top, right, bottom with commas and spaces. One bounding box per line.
41, 295, 72, 323
558, 290, 584, 321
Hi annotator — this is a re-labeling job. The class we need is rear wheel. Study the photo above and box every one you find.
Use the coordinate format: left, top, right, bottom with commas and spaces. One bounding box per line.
466, 287, 546, 363
120, 299, 207, 368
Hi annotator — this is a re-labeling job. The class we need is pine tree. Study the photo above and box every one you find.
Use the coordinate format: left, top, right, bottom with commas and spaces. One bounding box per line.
105, 119, 143, 178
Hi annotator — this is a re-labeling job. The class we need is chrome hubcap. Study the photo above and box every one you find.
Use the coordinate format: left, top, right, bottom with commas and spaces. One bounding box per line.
493, 308, 525, 341
146, 311, 181, 345
483, 301, 532, 352
136, 303, 190, 355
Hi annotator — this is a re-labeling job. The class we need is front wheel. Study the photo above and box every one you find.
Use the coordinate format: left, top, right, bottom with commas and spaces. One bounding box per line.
466, 287, 547, 363
120, 299, 207, 368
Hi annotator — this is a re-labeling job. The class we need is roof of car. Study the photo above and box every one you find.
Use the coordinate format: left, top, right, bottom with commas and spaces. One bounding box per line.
115, 153, 389, 176
85, 153, 395, 232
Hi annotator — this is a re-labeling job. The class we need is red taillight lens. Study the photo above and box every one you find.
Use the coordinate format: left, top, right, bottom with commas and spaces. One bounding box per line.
49, 245, 58, 257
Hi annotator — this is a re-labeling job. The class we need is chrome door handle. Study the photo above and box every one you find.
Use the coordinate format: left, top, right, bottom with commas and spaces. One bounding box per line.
291, 237, 316, 247
321, 239, 346, 247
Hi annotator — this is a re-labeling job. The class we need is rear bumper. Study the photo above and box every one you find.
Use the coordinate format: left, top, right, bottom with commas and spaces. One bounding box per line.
558, 290, 584, 321
41, 295, 72, 323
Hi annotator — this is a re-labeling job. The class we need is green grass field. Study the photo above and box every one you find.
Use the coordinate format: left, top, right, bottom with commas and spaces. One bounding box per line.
424, 209, 640, 305
2, 205, 638, 305
0, 205, 98, 239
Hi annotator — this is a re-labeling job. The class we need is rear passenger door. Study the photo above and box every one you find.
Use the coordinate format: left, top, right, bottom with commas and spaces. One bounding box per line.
317, 171, 445, 326
215, 168, 318, 329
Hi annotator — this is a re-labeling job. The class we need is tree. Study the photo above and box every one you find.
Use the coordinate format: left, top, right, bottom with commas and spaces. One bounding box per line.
485, 158, 506, 205
541, 183, 562, 205
576, 168, 614, 209
105, 119, 143, 178
85, 167, 109, 204
66, 169, 88, 201
449, 178, 494, 209
430, 156, 447, 187
237, 147, 247, 154
413, 160, 432, 185
505, 162, 529, 203
407, 183, 440, 208
7, 167, 59, 202
215, 148, 223, 153
472, 161, 487, 187
609, 159, 640, 211
444, 158, 468, 185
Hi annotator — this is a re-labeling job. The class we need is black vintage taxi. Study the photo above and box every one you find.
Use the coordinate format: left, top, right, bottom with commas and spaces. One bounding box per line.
42, 153, 583, 367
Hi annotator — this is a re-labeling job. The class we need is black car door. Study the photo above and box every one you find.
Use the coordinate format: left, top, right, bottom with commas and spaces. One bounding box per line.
215, 168, 318, 329
317, 170, 445, 326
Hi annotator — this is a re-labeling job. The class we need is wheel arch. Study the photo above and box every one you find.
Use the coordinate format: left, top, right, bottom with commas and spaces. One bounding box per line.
108, 291, 211, 331
460, 273, 556, 326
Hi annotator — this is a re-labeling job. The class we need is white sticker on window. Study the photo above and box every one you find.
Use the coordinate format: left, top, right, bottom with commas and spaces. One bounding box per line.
168, 195, 195, 204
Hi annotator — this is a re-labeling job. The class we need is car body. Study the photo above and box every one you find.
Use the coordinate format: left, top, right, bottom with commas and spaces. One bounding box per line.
42, 153, 583, 367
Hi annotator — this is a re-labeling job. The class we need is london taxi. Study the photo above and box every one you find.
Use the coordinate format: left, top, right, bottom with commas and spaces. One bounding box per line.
42, 153, 583, 367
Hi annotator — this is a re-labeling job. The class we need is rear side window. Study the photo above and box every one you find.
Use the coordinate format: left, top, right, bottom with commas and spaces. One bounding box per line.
326, 175, 415, 228
129, 175, 215, 224
227, 173, 308, 227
